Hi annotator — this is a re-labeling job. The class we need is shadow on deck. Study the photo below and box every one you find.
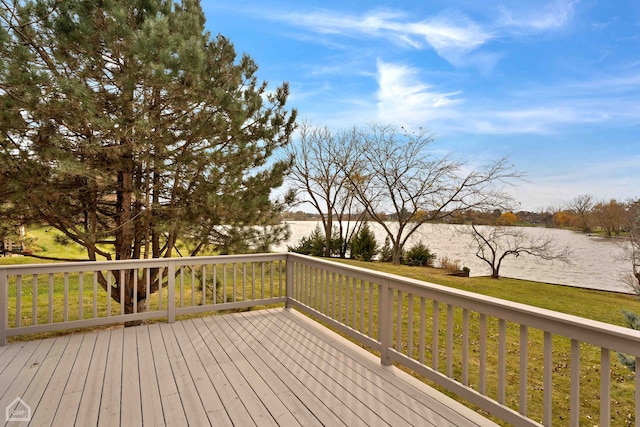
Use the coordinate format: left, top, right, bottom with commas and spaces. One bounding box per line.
0, 308, 496, 426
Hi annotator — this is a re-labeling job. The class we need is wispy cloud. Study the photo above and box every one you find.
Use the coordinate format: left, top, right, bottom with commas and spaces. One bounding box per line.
375, 60, 462, 125
497, 0, 577, 32
407, 12, 491, 64
370, 60, 640, 135
272, 8, 491, 66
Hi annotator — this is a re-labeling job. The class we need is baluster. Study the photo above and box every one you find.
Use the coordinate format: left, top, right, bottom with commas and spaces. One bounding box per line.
233, 263, 237, 303
202, 265, 207, 305
191, 266, 196, 306
396, 290, 402, 351
119, 270, 124, 316
32, 274, 38, 325
462, 308, 469, 385
16, 276, 22, 327
79, 272, 84, 320
368, 282, 374, 337
213, 265, 217, 305
543, 331, 553, 426
351, 278, 357, 329
132, 272, 136, 314
570, 339, 580, 427
407, 294, 414, 358
498, 319, 506, 404
243, 263, 247, 301
107, 272, 112, 316
270, 261, 274, 298
447, 304, 454, 377
519, 325, 528, 416
49, 274, 55, 323
337, 274, 343, 322
261, 262, 265, 301
600, 348, 611, 427
360, 279, 365, 333
92, 272, 98, 319
479, 313, 487, 394
419, 297, 426, 364
158, 268, 163, 311
432, 301, 439, 370
179, 267, 184, 308
145, 268, 151, 312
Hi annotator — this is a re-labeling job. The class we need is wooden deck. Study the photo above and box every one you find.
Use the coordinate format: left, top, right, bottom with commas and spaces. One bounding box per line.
0, 308, 497, 427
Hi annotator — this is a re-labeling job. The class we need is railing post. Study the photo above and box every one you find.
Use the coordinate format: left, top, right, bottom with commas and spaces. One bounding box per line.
285, 255, 294, 309
0, 270, 7, 346
167, 260, 175, 324
379, 280, 393, 366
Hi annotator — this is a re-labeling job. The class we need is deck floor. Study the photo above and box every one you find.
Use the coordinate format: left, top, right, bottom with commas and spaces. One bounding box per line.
0, 308, 496, 426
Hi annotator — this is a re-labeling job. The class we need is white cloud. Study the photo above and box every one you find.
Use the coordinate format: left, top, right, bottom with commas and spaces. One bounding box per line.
497, 0, 577, 32
375, 60, 463, 125
405, 12, 491, 64
274, 9, 491, 66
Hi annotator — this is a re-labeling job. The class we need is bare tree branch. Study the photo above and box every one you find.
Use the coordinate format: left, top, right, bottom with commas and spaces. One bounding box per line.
465, 224, 571, 278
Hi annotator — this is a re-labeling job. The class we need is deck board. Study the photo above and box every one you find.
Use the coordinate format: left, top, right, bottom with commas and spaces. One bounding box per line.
121, 326, 143, 427
147, 323, 187, 426
73, 330, 110, 426
0, 308, 498, 426
98, 328, 123, 427
51, 333, 98, 427
135, 324, 166, 427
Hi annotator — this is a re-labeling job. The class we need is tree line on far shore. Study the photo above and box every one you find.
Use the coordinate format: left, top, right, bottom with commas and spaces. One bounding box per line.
283, 196, 640, 238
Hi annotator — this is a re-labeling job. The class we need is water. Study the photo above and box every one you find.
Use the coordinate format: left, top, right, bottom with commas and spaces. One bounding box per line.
274, 221, 633, 294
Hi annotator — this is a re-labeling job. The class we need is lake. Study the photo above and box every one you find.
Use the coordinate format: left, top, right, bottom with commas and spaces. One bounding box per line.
274, 221, 634, 294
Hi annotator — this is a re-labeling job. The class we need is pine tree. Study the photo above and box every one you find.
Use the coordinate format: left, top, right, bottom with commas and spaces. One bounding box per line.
0, 0, 296, 312
350, 223, 378, 262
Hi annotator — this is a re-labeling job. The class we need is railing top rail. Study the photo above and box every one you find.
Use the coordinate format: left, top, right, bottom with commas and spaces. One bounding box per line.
0, 252, 288, 274
287, 253, 640, 354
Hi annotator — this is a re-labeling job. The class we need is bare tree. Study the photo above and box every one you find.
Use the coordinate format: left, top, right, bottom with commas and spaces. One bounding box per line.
286, 122, 363, 257
347, 124, 521, 264
466, 224, 571, 279
567, 194, 595, 232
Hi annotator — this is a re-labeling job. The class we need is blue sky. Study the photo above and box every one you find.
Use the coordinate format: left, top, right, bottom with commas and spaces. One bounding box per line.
202, 0, 640, 211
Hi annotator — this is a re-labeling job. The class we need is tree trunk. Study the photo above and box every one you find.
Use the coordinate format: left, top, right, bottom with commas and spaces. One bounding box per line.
325, 215, 332, 257
392, 244, 403, 265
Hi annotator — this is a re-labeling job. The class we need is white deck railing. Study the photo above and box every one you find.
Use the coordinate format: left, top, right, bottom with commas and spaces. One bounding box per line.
0, 254, 286, 340
2, 252, 640, 426
286, 254, 640, 427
